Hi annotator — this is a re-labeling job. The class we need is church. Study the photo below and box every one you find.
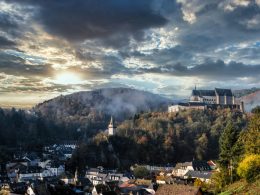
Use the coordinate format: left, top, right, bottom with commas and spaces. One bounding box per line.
108, 116, 116, 136
168, 87, 244, 112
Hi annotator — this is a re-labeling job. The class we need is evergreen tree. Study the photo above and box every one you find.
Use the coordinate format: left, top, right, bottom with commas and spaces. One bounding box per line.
219, 121, 242, 167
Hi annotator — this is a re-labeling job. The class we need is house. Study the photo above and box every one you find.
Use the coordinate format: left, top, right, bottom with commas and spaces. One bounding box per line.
172, 160, 211, 177
60, 172, 75, 184
6, 161, 28, 181
85, 168, 131, 186
119, 181, 151, 195
39, 160, 65, 176
38, 160, 52, 169
132, 164, 174, 173
85, 168, 108, 185
18, 166, 53, 182
22, 153, 41, 166
184, 170, 212, 183
207, 160, 217, 170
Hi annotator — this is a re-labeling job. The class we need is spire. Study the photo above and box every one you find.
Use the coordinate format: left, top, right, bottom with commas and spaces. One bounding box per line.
74, 167, 78, 183
195, 84, 197, 90
110, 116, 113, 125
108, 116, 116, 136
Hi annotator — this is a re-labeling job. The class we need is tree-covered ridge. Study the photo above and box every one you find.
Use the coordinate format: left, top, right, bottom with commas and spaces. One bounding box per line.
118, 109, 246, 161
33, 88, 170, 127
69, 108, 247, 171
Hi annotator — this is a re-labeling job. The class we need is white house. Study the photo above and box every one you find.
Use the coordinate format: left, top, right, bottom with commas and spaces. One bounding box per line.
18, 167, 53, 182
184, 170, 212, 183
38, 160, 65, 176
85, 168, 126, 186
172, 161, 211, 177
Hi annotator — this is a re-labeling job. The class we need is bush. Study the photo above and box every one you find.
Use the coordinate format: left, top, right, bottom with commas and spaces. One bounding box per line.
237, 154, 260, 183
133, 166, 149, 179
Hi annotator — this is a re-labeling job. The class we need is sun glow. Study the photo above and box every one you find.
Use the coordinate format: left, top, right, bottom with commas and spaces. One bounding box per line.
54, 72, 82, 85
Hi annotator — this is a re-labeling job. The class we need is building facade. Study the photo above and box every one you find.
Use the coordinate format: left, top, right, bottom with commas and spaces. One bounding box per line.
190, 88, 235, 105
169, 88, 244, 112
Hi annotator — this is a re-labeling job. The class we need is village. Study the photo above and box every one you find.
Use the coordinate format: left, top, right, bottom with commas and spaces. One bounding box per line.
0, 138, 218, 195
0, 88, 243, 194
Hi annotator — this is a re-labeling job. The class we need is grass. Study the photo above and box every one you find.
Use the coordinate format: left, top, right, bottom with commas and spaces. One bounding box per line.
219, 179, 260, 195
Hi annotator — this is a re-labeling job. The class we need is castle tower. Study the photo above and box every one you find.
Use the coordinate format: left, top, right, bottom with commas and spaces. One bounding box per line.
240, 101, 245, 113
224, 94, 227, 105
108, 116, 116, 136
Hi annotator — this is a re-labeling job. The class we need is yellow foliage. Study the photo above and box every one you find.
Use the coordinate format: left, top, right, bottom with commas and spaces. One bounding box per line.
0, 190, 9, 195
156, 175, 165, 181
194, 178, 203, 187
237, 154, 260, 183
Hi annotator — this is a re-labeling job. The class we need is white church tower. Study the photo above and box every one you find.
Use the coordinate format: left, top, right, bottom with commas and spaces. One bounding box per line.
108, 116, 116, 136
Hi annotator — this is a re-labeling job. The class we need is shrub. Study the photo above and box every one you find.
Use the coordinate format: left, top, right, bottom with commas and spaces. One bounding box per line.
133, 166, 149, 179
237, 154, 260, 183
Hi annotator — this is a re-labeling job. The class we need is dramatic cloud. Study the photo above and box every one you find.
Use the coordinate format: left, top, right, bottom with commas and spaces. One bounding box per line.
8, 0, 167, 43
137, 60, 260, 79
0, 36, 16, 48
0, 0, 260, 107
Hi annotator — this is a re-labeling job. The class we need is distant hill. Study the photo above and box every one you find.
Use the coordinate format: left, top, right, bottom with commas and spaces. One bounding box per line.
233, 87, 260, 98
33, 88, 170, 128
239, 90, 260, 112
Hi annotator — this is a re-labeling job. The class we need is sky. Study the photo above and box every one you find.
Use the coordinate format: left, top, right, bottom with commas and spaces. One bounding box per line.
0, 0, 260, 107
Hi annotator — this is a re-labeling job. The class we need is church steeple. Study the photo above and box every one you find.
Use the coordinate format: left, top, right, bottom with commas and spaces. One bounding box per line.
108, 116, 116, 136
109, 116, 113, 126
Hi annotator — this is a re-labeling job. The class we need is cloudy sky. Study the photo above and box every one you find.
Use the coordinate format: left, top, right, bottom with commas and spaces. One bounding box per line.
0, 0, 260, 107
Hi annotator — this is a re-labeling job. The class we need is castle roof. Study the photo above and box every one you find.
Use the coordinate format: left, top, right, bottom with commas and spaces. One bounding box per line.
191, 90, 215, 97
191, 88, 233, 97
215, 88, 233, 96
178, 102, 206, 107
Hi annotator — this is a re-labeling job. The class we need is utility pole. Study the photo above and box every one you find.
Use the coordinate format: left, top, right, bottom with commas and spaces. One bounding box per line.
229, 159, 233, 183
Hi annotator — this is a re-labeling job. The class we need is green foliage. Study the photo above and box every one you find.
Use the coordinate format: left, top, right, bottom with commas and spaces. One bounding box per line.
239, 111, 260, 155
251, 105, 260, 114
210, 171, 230, 193
0, 107, 88, 161
237, 154, 260, 183
133, 166, 149, 179
219, 121, 243, 168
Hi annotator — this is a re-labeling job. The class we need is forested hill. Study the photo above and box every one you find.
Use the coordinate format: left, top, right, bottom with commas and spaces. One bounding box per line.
69, 108, 247, 170
33, 88, 170, 127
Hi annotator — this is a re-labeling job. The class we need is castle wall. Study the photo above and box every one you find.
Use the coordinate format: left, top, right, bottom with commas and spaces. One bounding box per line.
202, 96, 216, 104
218, 96, 225, 105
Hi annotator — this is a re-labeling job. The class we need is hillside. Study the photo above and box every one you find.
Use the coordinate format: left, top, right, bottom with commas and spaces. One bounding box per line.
233, 87, 260, 98
33, 88, 170, 128
219, 179, 260, 195
239, 90, 260, 112
68, 109, 247, 170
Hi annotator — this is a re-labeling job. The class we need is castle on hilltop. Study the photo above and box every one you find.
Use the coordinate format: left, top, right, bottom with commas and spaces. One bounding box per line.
168, 87, 244, 112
